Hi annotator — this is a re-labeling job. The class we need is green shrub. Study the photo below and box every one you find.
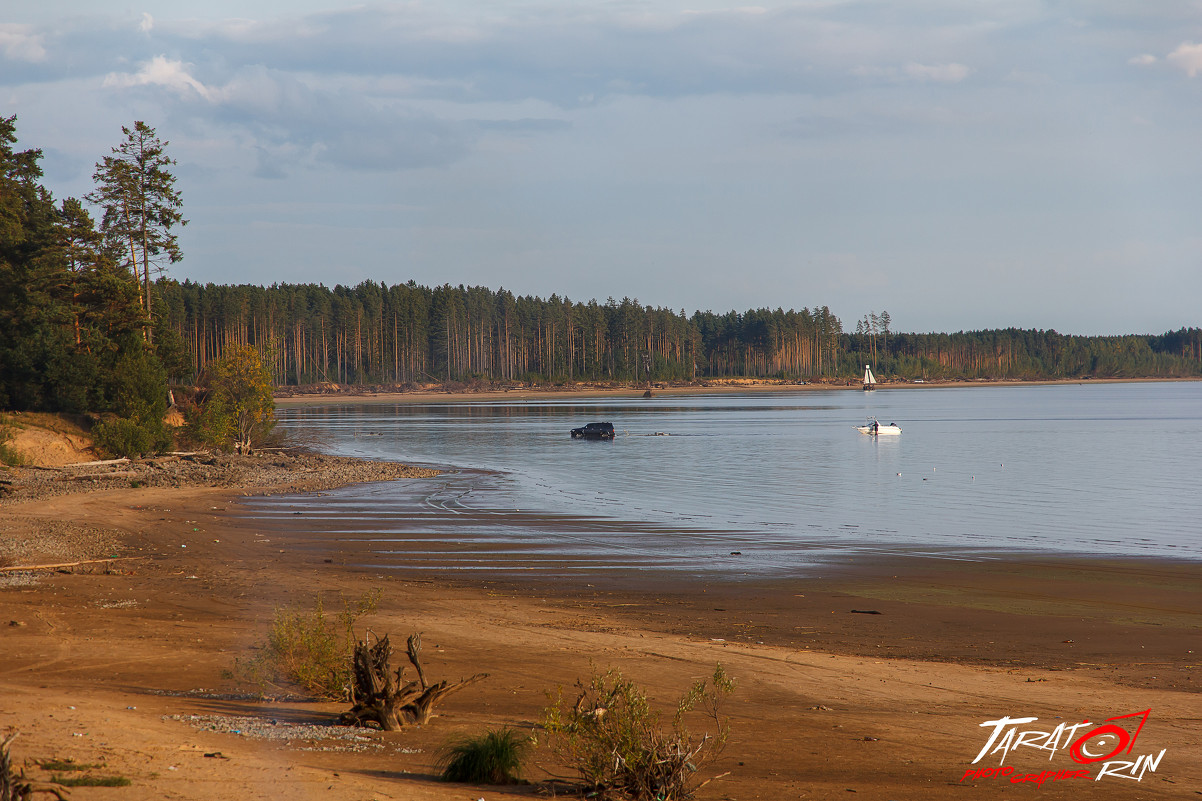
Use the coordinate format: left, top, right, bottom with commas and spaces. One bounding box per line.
52, 774, 131, 787
38, 759, 102, 772
543, 664, 734, 801
91, 416, 156, 458
237, 590, 381, 699
91, 347, 173, 457
0, 420, 24, 467
193, 346, 275, 454
438, 728, 530, 784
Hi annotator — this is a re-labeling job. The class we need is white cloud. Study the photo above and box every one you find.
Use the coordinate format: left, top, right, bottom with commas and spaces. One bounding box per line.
852, 62, 971, 84
1128, 53, 1157, 66
904, 62, 970, 83
0, 24, 46, 62
140, 13, 155, 34
103, 55, 213, 99
1166, 41, 1202, 77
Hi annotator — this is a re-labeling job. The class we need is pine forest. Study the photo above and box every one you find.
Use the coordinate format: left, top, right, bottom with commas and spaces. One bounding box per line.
154, 281, 1202, 387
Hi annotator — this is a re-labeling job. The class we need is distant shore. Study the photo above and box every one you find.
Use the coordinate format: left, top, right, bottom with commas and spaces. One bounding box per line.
275, 375, 1198, 406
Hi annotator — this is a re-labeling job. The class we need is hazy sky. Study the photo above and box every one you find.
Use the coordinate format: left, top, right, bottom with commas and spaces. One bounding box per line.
5, 1, 1201, 334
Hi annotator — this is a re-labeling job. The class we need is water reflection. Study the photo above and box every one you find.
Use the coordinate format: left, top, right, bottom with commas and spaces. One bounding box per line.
241, 382, 1202, 577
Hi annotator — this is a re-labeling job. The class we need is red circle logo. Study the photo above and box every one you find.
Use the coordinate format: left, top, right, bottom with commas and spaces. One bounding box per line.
1070, 725, 1129, 764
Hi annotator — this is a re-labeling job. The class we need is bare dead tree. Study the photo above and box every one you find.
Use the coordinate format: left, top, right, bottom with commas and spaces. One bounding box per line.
338, 632, 488, 731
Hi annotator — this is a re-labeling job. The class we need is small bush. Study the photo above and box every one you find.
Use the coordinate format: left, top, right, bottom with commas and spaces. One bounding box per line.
52, 774, 131, 787
237, 590, 381, 699
193, 346, 276, 454
438, 728, 531, 784
543, 664, 734, 801
0, 419, 24, 467
38, 759, 102, 772
91, 415, 169, 458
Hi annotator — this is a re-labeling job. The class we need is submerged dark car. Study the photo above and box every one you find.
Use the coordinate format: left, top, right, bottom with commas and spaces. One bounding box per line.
570, 422, 615, 440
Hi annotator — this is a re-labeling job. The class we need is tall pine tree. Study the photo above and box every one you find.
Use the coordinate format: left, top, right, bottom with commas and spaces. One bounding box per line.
87, 121, 186, 334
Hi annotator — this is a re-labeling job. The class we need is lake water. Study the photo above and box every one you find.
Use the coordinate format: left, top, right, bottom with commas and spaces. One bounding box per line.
242, 382, 1202, 579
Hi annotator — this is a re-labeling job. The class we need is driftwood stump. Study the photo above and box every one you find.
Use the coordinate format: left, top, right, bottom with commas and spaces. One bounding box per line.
338, 632, 488, 731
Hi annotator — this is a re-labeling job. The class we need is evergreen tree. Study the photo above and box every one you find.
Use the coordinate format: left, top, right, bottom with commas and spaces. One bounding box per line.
87, 121, 186, 331
1, 115, 173, 453
90, 344, 172, 457
0, 114, 73, 409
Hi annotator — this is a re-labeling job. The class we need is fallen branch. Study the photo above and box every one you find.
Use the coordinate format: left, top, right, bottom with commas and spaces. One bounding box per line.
693, 770, 732, 792
63, 457, 129, 468
0, 557, 146, 573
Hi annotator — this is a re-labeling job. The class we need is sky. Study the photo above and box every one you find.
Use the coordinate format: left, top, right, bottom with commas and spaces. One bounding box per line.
4, 1, 1201, 335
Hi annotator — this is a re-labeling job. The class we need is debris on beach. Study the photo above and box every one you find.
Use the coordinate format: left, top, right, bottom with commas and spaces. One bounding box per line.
165, 714, 388, 752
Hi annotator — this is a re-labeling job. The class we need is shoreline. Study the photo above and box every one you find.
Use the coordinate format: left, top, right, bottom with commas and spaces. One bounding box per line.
274, 375, 1199, 406
2, 458, 1200, 798
227, 488, 1202, 694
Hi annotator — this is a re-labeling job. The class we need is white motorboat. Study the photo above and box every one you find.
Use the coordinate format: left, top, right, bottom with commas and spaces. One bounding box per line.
856, 417, 901, 436
862, 365, 877, 391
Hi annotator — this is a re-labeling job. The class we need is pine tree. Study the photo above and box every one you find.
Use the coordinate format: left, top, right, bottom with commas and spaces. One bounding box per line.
87, 121, 186, 334
0, 114, 69, 409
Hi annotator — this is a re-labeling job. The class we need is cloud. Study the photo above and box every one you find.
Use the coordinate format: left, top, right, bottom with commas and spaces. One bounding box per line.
904, 62, 971, 83
1128, 53, 1157, 66
852, 62, 971, 84
212, 68, 473, 171
125, 3, 999, 105
316, 117, 470, 172
474, 118, 572, 134
0, 24, 46, 62
98, 58, 476, 174
1166, 42, 1202, 77
103, 55, 213, 99
252, 146, 287, 180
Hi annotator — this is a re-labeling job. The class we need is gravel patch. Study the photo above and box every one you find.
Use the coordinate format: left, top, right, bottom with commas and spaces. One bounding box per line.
0, 450, 439, 506
148, 689, 319, 703
95, 599, 139, 609
165, 714, 407, 753
0, 517, 122, 567
1, 450, 438, 575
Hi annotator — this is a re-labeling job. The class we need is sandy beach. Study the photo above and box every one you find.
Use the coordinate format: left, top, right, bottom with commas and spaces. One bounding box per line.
1, 451, 1199, 799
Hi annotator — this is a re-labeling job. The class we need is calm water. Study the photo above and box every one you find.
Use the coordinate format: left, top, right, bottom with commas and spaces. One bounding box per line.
242, 382, 1202, 578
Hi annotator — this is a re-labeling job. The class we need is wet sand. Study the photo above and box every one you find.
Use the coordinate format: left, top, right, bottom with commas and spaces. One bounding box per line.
233, 485, 1202, 694
2, 471, 1199, 799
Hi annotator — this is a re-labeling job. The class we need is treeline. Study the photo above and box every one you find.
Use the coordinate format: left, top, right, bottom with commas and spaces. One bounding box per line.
154, 280, 844, 385
155, 281, 1202, 386
843, 327, 1202, 380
